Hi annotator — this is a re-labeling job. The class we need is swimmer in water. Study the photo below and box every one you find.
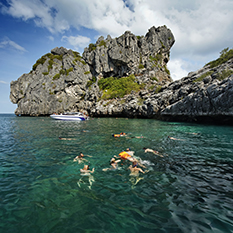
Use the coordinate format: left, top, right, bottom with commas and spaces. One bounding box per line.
116, 148, 146, 168
73, 152, 92, 163
168, 136, 184, 141
78, 164, 95, 189
102, 157, 121, 171
59, 137, 76, 140
112, 132, 127, 138
128, 161, 147, 188
143, 147, 164, 157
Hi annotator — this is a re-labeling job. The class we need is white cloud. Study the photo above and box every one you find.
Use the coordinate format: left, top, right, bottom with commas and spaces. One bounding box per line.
48, 36, 54, 41
167, 59, 190, 81
61, 35, 91, 51
0, 80, 8, 84
1, 0, 233, 80
0, 37, 27, 52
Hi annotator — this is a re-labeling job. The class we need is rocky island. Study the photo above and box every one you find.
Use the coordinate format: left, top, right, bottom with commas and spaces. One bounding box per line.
10, 26, 233, 124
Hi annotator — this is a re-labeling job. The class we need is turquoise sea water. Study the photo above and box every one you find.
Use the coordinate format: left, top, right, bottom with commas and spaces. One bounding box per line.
0, 114, 233, 233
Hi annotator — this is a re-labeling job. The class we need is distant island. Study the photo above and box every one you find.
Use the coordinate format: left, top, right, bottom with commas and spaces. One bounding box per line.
10, 26, 233, 125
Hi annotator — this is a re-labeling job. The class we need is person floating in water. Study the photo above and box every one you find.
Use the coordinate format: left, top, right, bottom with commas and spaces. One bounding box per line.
59, 137, 76, 140
130, 135, 144, 138
73, 152, 92, 163
117, 148, 146, 168
78, 164, 95, 189
102, 157, 121, 171
128, 161, 147, 188
112, 132, 127, 138
168, 136, 184, 141
143, 147, 164, 157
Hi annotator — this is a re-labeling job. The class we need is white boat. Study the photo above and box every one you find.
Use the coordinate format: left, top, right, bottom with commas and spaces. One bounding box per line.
50, 112, 88, 121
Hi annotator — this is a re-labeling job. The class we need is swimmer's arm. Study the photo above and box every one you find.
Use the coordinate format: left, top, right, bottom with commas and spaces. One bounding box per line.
86, 154, 92, 157
138, 162, 146, 168
80, 168, 92, 173
139, 168, 145, 173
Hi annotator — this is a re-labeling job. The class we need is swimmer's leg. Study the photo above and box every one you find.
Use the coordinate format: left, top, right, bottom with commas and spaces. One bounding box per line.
135, 177, 143, 185
88, 175, 95, 189
77, 178, 84, 187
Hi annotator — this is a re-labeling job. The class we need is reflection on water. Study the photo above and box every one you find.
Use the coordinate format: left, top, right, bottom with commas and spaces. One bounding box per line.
0, 114, 233, 232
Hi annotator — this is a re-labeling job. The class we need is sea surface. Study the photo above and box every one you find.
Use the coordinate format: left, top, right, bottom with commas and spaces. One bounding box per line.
0, 114, 233, 233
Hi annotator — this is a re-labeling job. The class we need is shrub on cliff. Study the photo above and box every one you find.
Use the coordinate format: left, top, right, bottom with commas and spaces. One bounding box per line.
98, 74, 144, 100
206, 48, 233, 68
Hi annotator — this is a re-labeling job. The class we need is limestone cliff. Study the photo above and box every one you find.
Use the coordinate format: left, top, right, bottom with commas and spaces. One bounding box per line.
10, 26, 174, 116
10, 26, 233, 124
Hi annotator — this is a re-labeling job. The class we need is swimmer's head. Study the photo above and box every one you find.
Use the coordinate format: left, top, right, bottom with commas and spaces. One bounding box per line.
83, 165, 89, 170
110, 158, 115, 164
132, 161, 138, 167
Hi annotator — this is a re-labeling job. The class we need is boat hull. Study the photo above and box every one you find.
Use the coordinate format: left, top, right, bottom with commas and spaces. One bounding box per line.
50, 114, 86, 121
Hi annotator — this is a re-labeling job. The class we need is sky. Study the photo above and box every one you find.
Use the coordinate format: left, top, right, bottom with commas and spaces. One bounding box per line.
0, 0, 233, 113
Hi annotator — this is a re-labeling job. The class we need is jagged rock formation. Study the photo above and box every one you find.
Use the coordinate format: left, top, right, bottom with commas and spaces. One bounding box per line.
10, 26, 174, 116
83, 26, 174, 81
10, 26, 233, 124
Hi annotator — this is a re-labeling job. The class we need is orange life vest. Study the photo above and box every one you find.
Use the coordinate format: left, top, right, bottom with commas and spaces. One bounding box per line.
119, 151, 131, 159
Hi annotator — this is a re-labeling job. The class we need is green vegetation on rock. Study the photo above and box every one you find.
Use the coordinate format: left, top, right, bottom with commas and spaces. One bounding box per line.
32, 56, 47, 70
155, 85, 162, 94
193, 71, 214, 83
98, 74, 145, 100
66, 67, 74, 76
98, 40, 106, 47
73, 51, 86, 65
205, 48, 233, 68
88, 43, 96, 51
149, 53, 163, 67
216, 69, 233, 81
86, 76, 97, 88
52, 73, 60, 80
32, 53, 63, 71
138, 64, 144, 69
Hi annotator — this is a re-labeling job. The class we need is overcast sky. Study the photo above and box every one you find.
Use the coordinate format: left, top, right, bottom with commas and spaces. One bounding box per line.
0, 0, 233, 113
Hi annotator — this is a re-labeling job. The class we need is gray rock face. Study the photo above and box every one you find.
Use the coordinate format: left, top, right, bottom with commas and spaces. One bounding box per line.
83, 25, 174, 81
89, 57, 233, 124
10, 47, 94, 116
